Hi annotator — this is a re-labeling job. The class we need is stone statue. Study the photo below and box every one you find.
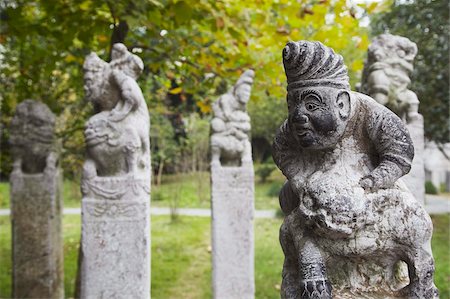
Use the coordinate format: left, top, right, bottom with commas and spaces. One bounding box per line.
82, 43, 149, 180
10, 99, 58, 175
211, 69, 254, 166
360, 33, 419, 123
273, 41, 438, 299
361, 34, 425, 204
79, 43, 151, 299
210, 70, 256, 298
10, 99, 64, 299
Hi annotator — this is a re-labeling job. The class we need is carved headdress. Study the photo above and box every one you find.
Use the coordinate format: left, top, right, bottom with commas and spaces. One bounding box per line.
283, 41, 350, 91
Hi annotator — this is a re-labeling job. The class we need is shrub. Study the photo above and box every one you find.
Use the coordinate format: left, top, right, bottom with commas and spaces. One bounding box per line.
256, 163, 276, 183
425, 181, 438, 195
266, 182, 281, 197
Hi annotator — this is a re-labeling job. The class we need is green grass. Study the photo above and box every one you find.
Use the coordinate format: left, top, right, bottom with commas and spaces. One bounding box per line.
0, 170, 284, 210
431, 214, 450, 299
0, 215, 283, 299
0, 215, 448, 298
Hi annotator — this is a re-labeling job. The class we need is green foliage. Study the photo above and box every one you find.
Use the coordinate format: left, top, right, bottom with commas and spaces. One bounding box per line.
370, 0, 450, 143
0, 0, 374, 178
267, 182, 281, 198
425, 181, 438, 195
256, 162, 276, 183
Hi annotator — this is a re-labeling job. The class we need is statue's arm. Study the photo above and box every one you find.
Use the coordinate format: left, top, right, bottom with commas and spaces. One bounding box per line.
109, 70, 141, 122
361, 105, 414, 191
272, 120, 300, 180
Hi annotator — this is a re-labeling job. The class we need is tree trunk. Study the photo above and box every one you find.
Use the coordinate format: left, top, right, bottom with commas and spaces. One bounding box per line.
156, 160, 164, 186
108, 20, 129, 61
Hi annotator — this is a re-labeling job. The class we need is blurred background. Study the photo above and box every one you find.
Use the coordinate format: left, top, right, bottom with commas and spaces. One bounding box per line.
0, 0, 448, 298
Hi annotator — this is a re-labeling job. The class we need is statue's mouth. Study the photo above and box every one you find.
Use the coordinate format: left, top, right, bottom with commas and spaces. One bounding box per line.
296, 128, 313, 139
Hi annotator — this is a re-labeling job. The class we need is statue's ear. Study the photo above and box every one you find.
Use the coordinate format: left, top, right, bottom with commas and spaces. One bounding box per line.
336, 91, 351, 120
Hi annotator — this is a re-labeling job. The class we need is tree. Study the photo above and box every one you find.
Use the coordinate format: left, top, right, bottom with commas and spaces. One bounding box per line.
0, 0, 377, 178
370, 0, 450, 143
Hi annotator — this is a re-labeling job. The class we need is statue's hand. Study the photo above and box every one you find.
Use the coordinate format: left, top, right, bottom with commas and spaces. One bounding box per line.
360, 176, 375, 191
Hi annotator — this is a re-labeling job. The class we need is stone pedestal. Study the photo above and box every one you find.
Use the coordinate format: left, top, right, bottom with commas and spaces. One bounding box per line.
11, 171, 64, 299
80, 176, 150, 299
404, 116, 425, 204
211, 164, 254, 299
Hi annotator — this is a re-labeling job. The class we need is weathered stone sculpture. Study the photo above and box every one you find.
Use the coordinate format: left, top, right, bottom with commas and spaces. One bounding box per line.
210, 70, 255, 298
273, 41, 438, 299
9, 99, 63, 299
80, 43, 151, 298
361, 34, 425, 203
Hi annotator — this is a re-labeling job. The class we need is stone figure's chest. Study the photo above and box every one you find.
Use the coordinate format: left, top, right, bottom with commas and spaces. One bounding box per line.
290, 139, 375, 233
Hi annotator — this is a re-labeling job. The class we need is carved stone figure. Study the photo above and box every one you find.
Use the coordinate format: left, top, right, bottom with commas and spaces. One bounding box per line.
9, 99, 64, 299
210, 70, 255, 299
211, 69, 254, 166
79, 43, 151, 299
361, 34, 419, 122
273, 41, 438, 299
361, 34, 425, 204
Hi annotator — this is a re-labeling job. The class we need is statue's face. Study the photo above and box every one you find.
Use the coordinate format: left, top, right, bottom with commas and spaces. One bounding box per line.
235, 83, 252, 104
10, 100, 55, 166
84, 68, 106, 103
287, 87, 351, 149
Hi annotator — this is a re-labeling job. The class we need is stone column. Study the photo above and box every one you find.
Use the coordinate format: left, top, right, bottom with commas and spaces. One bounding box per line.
9, 99, 64, 299
404, 115, 425, 202
79, 43, 151, 299
210, 70, 255, 299
360, 33, 425, 204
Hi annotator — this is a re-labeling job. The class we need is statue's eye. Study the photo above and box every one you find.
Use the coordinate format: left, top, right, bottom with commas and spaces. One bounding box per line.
305, 101, 320, 112
303, 93, 321, 112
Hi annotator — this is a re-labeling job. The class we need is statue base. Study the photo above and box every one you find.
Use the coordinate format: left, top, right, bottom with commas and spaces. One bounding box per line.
80, 176, 150, 299
10, 170, 64, 299
211, 163, 255, 299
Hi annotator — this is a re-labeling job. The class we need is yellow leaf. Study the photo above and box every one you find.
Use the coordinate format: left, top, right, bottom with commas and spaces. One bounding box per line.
197, 101, 211, 114
97, 35, 108, 43
65, 54, 76, 63
169, 87, 182, 94
79, 1, 91, 11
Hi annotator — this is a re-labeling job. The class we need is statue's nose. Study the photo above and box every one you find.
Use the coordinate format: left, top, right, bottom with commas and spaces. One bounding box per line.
293, 113, 309, 124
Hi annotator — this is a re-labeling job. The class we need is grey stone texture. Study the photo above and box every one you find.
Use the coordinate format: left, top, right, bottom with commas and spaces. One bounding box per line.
80, 43, 151, 299
9, 100, 64, 299
274, 40, 438, 299
210, 70, 255, 299
211, 165, 255, 299
361, 33, 425, 203
211, 70, 254, 167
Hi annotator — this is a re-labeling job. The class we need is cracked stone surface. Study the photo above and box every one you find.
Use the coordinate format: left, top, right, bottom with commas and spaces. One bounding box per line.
79, 43, 151, 299
211, 70, 255, 299
10, 99, 64, 299
273, 40, 438, 299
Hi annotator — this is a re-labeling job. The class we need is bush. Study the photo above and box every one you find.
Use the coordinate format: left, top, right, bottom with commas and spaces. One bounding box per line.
266, 182, 281, 197
256, 163, 276, 183
425, 181, 438, 195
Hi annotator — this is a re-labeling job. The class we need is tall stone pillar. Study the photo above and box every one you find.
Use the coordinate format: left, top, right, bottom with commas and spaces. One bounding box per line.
360, 33, 425, 203
405, 116, 425, 201
9, 99, 64, 299
210, 70, 255, 299
80, 43, 151, 298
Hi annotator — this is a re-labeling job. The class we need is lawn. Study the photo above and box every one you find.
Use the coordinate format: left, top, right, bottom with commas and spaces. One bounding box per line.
0, 214, 448, 299
0, 215, 284, 299
0, 169, 285, 210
